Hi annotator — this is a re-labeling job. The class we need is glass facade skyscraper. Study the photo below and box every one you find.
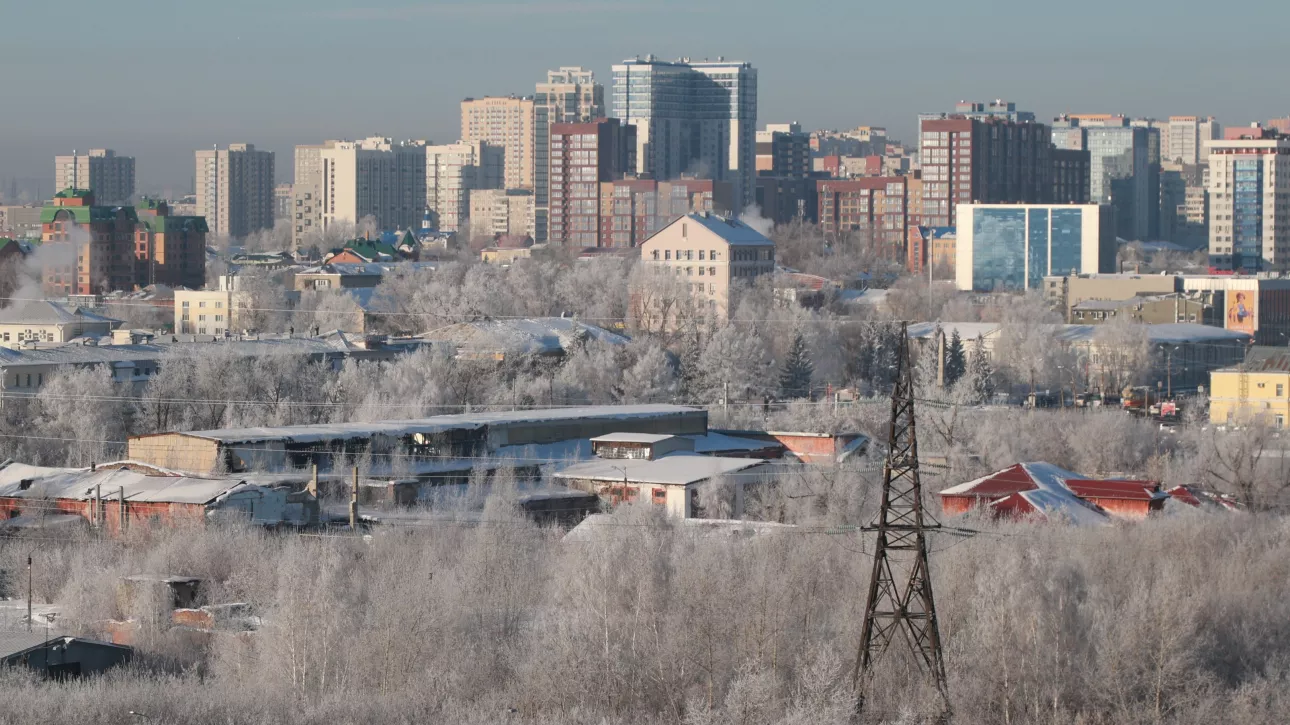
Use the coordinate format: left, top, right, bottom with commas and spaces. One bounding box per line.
611, 57, 757, 210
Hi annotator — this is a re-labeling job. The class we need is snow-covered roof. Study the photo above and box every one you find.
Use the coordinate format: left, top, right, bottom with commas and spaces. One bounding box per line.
424, 317, 629, 356
684, 432, 778, 454
564, 513, 795, 542
942, 462, 1170, 524
553, 453, 767, 486
0, 463, 254, 506
682, 212, 775, 246
149, 404, 703, 446
906, 321, 1001, 341
1053, 323, 1250, 344
591, 433, 676, 444
0, 300, 120, 327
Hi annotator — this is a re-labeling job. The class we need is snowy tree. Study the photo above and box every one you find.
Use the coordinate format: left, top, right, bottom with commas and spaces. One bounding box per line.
1091, 315, 1153, 394
677, 327, 704, 400
620, 343, 678, 403
969, 335, 995, 404
944, 329, 966, 387
697, 324, 771, 404
777, 332, 814, 399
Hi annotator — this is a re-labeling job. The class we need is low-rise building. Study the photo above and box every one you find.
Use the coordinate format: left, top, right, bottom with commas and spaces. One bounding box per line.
0, 633, 132, 677
553, 453, 772, 519
0, 301, 120, 346
292, 263, 384, 292
1208, 347, 1290, 426
939, 462, 1166, 522
1069, 293, 1215, 326
636, 213, 776, 328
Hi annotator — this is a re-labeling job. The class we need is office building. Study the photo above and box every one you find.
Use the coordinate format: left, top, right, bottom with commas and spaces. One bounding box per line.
293, 138, 426, 240
53, 150, 135, 206
195, 144, 275, 240
1053, 116, 1160, 241
534, 67, 605, 242
611, 56, 758, 209
755, 177, 817, 226
548, 118, 635, 247
469, 189, 534, 240
1206, 126, 1290, 272
461, 96, 536, 191
954, 203, 1116, 292
756, 123, 811, 178
817, 177, 911, 263
599, 178, 734, 248
919, 117, 1053, 228
426, 141, 503, 233
1166, 116, 1221, 166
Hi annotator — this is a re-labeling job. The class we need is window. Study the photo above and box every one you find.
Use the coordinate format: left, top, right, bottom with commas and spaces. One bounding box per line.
181, 301, 190, 308
698, 250, 705, 260
652, 250, 659, 260
652, 488, 667, 505
24, 374, 30, 387
1278, 415, 1285, 430
199, 301, 206, 308
198, 315, 206, 322
1278, 384, 1285, 397
664, 250, 671, 260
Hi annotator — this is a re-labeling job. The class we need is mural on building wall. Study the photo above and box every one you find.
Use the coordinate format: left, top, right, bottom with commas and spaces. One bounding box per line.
1227, 290, 1257, 334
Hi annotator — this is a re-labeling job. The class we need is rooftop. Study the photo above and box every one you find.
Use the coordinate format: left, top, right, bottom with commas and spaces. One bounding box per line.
646, 212, 775, 247
553, 453, 767, 486
591, 433, 676, 444
0, 462, 256, 506
0, 301, 120, 327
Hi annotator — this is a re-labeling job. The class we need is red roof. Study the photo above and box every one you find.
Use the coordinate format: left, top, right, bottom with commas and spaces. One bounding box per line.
1065, 479, 1163, 502
942, 463, 1038, 497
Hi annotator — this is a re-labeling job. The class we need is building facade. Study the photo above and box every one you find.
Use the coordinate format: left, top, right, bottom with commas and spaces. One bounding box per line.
534, 67, 605, 243
1087, 126, 1160, 242
195, 144, 275, 240
312, 138, 426, 237
612, 56, 758, 209
817, 177, 910, 263
756, 123, 811, 178
469, 189, 534, 240
548, 118, 635, 247
637, 212, 775, 326
919, 117, 1054, 228
954, 203, 1116, 292
425, 141, 503, 233
274, 183, 293, 221
40, 189, 138, 296
598, 177, 735, 248
134, 199, 207, 289
1205, 127, 1290, 272
1166, 116, 1221, 166
54, 150, 135, 206
461, 96, 535, 192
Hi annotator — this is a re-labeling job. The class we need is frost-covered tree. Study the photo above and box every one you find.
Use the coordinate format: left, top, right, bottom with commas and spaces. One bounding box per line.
777, 332, 814, 399
969, 334, 995, 404
944, 329, 966, 387
698, 324, 771, 404
677, 328, 705, 401
620, 342, 678, 403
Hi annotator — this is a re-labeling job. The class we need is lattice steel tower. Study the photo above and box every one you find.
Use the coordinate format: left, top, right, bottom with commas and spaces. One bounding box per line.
853, 322, 950, 718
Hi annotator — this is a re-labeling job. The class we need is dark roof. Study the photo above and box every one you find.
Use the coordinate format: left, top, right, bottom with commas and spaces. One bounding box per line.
1232, 346, 1290, 373
0, 632, 129, 660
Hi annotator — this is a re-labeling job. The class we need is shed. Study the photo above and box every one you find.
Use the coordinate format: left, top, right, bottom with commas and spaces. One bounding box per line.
553, 454, 771, 519
591, 433, 695, 460
940, 462, 1166, 521
0, 632, 132, 677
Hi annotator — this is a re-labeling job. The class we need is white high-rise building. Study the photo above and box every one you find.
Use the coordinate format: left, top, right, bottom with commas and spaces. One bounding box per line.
611, 56, 758, 209
533, 67, 605, 242
425, 141, 503, 233
1167, 116, 1222, 166
309, 137, 426, 238
1206, 127, 1290, 272
291, 142, 331, 248
54, 149, 135, 205
195, 144, 275, 240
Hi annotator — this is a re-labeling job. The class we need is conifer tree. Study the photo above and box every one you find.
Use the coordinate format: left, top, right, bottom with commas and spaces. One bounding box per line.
945, 329, 967, 387
778, 332, 815, 399
970, 334, 995, 403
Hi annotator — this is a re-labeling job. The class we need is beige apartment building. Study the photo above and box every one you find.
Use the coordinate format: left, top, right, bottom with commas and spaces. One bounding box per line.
426, 141, 503, 233
1206, 128, 1290, 271
54, 149, 135, 206
461, 96, 535, 191
468, 189, 534, 240
637, 212, 775, 328
175, 287, 237, 336
291, 143, 329, 248
316, 137, 426, 237
195, 144, 276, 240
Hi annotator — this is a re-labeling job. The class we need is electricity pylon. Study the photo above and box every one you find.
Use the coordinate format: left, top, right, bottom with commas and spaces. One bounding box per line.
853, 322, 950, 720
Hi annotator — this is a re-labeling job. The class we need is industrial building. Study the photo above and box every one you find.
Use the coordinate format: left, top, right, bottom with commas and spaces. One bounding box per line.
939, 462, 1168, 523
127, 405, 708, 474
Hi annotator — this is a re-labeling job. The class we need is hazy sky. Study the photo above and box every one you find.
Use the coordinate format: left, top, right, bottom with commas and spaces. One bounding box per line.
2, 0, 1285, 196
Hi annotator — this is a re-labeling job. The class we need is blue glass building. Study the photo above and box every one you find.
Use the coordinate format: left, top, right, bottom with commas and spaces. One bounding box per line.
956, 204, 1116, 292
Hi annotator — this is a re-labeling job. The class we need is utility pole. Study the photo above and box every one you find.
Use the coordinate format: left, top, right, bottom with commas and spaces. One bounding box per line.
26, 554, 32, 632
853, 321, 950, 720
349, 466, 359, 530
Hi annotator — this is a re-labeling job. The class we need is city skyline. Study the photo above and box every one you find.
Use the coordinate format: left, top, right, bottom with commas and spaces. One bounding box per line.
3, 0, 1287, 194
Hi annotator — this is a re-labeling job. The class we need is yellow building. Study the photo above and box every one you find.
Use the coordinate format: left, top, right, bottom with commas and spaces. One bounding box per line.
1209, 348, 1290, 427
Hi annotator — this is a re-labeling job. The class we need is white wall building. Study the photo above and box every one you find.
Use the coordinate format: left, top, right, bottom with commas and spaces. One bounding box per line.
312, 137, 426, 237
955, 203, 1116, 292
195, 144, 275, 240
1205, 129, 1290, 272
426, 141, 503, 233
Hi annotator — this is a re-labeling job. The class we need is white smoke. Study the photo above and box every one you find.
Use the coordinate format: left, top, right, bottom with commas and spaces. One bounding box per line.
738, 204, 773, 237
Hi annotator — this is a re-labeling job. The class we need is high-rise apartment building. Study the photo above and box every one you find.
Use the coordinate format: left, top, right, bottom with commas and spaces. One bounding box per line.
54, 149, 135, 206
426, 141, 503, 233
274, 184, 293, 221
533, 67, 606, 243
1086, 126, 1159, 241
919, 117, 1054, 228
312, 138, 426, 237
195, 144, 275, 240
817, 177, 911, 263
134, 199, 208, 289
1166, 116, 1221, 166
548, 118, 635, 247
1052, 149, 1092, 203
611, 56, 758, 210
461, 96, 536, 191
756, 123, 811, 178
1206, 126, 1290, 271
291, 143, 328, 248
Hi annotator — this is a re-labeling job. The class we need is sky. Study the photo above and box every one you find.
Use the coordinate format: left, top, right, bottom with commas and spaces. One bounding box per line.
1, 0, 1286, 198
